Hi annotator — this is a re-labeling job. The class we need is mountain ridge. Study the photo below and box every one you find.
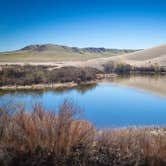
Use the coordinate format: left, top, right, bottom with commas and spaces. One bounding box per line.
19, 44, 137, 53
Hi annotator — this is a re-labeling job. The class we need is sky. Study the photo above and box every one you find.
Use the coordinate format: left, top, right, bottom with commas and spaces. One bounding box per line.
0, 0, 166, 51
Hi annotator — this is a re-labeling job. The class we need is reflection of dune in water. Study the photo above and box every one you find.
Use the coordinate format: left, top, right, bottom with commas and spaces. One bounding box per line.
109, 75, 166, 98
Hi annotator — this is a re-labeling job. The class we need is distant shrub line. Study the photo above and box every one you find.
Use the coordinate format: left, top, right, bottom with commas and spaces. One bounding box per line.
0, 100, 166, 165
103, 62, 166, 74
0, 65, 98, 86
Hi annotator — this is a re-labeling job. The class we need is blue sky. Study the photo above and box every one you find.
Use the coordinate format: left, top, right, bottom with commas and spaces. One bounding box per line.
0, 0, 166, 51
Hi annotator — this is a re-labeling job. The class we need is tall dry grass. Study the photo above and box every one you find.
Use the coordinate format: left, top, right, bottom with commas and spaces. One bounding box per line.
93, 128, 166, 166
0, 100, 166, 165
0, 100, 94, 165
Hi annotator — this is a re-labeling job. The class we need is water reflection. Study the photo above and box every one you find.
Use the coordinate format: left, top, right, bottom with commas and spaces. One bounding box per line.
0, 76, 166, 127
108, 75, 166, 97
54, 83, 97, 94
0, 83, 97, 97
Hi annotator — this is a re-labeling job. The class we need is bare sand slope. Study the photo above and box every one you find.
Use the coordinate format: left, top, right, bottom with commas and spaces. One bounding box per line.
78, 44, 166, 69
113, 44, 166, 67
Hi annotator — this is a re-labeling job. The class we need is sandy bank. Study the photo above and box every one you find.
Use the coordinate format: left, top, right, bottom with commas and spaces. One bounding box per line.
0, 81, 98, 90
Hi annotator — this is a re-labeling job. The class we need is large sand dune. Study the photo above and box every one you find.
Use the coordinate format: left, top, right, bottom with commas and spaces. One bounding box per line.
81, 44, 166, 69
114, 44, 166, 67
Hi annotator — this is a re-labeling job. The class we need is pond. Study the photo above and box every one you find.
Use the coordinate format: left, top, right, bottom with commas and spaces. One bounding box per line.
1, 75, 166, 128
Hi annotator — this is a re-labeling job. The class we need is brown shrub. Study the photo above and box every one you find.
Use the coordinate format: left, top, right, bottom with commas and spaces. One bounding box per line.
0, 65, 98, 86
0, 100, 166, 165
91, 128, 166, 166
0, 100, 95, 165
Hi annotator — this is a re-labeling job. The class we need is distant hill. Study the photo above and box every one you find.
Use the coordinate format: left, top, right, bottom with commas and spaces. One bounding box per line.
20, 44, 134, 53
1, 43, 166, 68
0, 44, 137, 63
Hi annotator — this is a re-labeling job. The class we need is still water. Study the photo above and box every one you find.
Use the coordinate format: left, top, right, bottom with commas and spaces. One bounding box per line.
1, 75, 166, 128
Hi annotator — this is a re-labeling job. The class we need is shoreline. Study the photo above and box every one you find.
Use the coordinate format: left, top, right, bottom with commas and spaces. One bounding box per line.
0, 80, 98, 90
0, 72, 166, 91
0, 73, 118, 90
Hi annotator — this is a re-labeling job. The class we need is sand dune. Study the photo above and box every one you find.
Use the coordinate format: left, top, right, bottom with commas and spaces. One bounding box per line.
115, 44, 166, 67
79, 44, 166, 69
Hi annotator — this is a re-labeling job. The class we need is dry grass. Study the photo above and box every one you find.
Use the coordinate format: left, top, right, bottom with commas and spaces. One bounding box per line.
0, 100, 166, 165
0, 100, 95, 165
94, 128, 166, 166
